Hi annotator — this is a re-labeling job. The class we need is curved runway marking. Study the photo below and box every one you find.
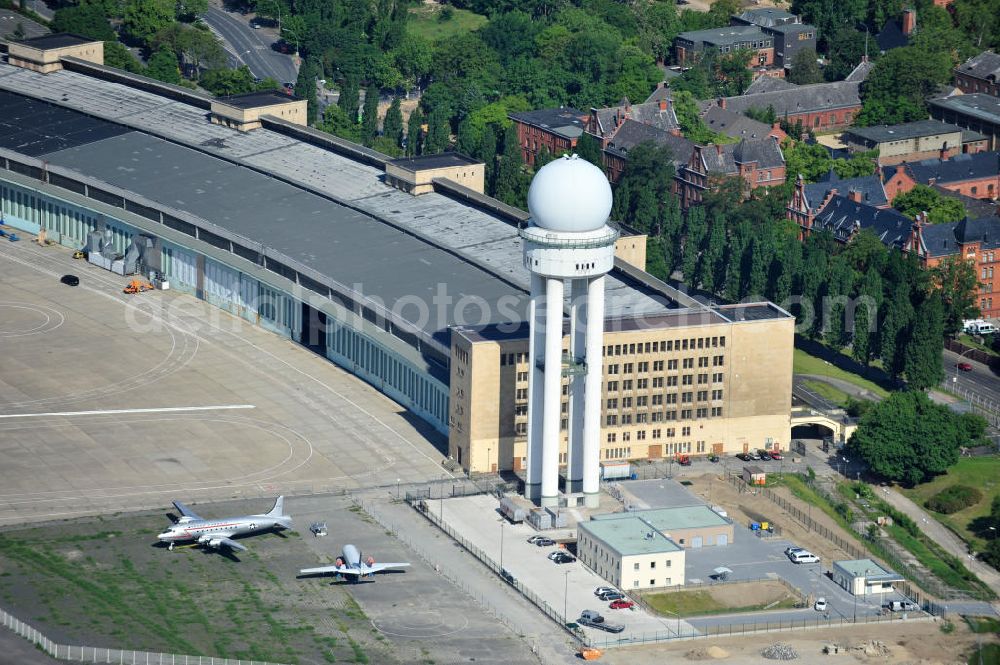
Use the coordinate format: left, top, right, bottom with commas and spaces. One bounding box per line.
371, 612, 470, 638
0, 302, 65, 337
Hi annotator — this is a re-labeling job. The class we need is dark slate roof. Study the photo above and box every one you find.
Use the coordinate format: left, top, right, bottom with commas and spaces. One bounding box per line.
701, 137, 784, 174
676, 24, 764, 47
217, 90, 301, 108
845, 59, 874, 82
734, 8, 798, 27
932, 185, 999, 219
645, 85, 671, 104
389, 153, 481, 171
963, 129, 989, 143
592, 98, 679, 136
876, 19, 910, 52
930, 94, 1000, 125
744, 76, 798, 95
508, 107, 587, 139
602, 119, 695, 167
803, 172, 887, 210
957, 51, 1000, 82
812, 195, 913, 248
702, 105, 774, 140
921, 216, 1000, 257
721, 81, 861, 117
15, 33, 94, 48
845, 120, 964, 144
889, 151, 1000, 186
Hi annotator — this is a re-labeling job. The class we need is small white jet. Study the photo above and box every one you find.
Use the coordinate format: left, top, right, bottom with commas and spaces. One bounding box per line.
157, 496, 292, 552
300, 544, 409, 581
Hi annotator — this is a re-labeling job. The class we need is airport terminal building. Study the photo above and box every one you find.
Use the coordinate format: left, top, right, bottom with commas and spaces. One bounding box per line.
0, 37, 794, 477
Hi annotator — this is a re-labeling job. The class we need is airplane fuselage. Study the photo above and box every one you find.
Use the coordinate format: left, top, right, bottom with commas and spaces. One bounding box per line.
157, 517, 286, 545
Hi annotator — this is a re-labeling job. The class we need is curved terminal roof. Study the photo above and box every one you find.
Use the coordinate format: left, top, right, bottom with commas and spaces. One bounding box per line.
0, 62, 678, 347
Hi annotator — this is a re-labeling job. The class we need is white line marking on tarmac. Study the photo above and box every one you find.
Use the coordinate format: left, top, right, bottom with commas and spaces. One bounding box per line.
0, 405, 256, 419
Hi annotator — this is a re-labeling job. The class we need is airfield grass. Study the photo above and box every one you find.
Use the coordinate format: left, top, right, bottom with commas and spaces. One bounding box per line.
643, 580, 800, 617
0, 512, 394, 664
792, 348, 889, 399
406, 4, 487, 43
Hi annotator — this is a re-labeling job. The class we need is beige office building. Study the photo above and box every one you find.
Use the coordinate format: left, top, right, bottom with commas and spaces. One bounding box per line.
592, 505, 734, 548
578, 516, 686, 590
449, 302, 795, 474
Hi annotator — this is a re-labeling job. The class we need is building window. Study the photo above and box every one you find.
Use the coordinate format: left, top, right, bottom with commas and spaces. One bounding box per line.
634, 562, 640, 571
682, 426, 691, 436
650, 561, 656, 569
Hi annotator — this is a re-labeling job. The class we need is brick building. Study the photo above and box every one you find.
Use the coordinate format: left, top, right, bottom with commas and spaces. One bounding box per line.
881, 151, 1000, 202
842, 120, 988, 166
913, 216, 1000, 317
674, 8, 816, 72
675, 138, 785, 209
701, 105, 787, 142
787, 176, 913, 246
955, 51, 1000, 97
508, 107, 588, 166
929, 94, 1000, 151
715, 79, 863, 132
732, 8, 817, 70
600, 120, 695, 183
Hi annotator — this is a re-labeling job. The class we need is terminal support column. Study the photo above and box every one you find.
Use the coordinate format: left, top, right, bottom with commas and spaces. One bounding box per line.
540, 276, 564, 507
582, 275, 605, 507
524, 273, 545, 501
566, 279, 587, 494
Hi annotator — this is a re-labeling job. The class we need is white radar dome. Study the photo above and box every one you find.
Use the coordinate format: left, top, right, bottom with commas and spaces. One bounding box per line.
527, 155, 613, 233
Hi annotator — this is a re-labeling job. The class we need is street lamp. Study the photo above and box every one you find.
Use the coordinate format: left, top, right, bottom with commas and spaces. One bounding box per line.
396, 478, 401, 500
564, 570, 571, 624
499, 520, 506, 571
439, 473, 446, 522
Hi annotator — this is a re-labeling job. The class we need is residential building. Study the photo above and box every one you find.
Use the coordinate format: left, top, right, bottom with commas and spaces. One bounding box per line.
450, 302, 795, 474
674, 138, 785, 209
592, 506, 734, 548
881, 151, 1000, 202
876, 8, 916, 54
930, 94, 1000, 150
715, 80, 862, 132
508, 107, 588, 166
792, 171, 890, 215
743, 76, 798, 95
832, 559, 903, 597
955, 51, 1000, 97
588, 96, 681, 141
601, 119, 696, 183
732, 8, 817, 70
787, 177, 913, 248
701, 105, 787, 142
577, 516, 686, 590
842, 120, 988, 166
914, 216, 1000, 317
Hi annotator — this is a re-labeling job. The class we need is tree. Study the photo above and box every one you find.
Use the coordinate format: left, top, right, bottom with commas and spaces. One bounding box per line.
904, 291, 945, 390
824, 27, 867, 82
787, 48, 822, 85
424, 104, 451, 154
847, 390, 987, 485
175, 0, 208, 20
338, 77, 360, 123
123, 0, 175, 44
361, 85, 379, 145
146, 46, 181, 84
576, 132, 603, 167
681, 206, 707, 282
933, 255, 980, 337
296, 60, 318, 125
406, 107, 424, 157
52, 4, 116, 41
153, 23, 226, 73
200, 65, 257, 95
673, 90, 727, 144
893, 185, 967, 224
319, 105, 361, 142
494, 126, 528, 207
852, 268, 882, 365
383, 97, 404, 150
103, 41, 144, 73
857, 46, 953, 125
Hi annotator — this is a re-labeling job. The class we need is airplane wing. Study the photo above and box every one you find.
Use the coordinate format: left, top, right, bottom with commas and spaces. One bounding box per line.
367, 563, 410, 573
216, 537, 247, 552
300, 565, 355, 576
172, 501, 203, 522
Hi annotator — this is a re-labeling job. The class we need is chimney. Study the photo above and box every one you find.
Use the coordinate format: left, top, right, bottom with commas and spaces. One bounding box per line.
659, 98, 668, 111
849, 189, 863, 203
902, 8, 916, 36
718, 97, 727, 110
715, 144, 723, 156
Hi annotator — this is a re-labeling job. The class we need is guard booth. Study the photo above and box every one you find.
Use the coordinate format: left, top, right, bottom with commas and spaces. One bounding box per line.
743, 466, 766, 486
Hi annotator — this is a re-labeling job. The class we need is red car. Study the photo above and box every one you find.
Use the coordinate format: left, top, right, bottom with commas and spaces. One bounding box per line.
770, 451, 783, 460
609, 599, 634, 610
957, 362, 974, 372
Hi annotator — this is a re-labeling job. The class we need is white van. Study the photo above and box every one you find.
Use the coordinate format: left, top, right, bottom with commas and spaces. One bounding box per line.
789, 551, 820, 564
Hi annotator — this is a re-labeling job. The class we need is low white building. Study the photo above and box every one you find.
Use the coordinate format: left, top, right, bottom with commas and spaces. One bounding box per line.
577, 516, 686, 590
832, 558, 903, 596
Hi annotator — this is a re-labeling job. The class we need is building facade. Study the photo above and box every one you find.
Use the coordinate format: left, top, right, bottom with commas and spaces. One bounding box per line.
831, 559, 902, 597
577, 516, 686, 590
955, 51, 1000, 97
842, 120, 987, 166
716, 80, 862, 132
508, 108, 588, 166
675, 139, 786, 209
930, 94, 1000, 151
448, 303, 795, 475
881, 152, 1000, 202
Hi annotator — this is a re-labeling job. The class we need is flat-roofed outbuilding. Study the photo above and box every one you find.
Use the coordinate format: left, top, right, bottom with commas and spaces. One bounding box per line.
832, 559, 903, 596
578, 516, 686, 590
592, 505, 734, 548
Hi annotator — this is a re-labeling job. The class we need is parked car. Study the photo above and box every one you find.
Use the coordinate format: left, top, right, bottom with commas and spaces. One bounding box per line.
957, 362, 974, 372
500, 568, 516, 585
814, 598, 827, 612
736, 453, 751, 462
60, 274, 79, 286
272, 39, 295, 54
599, 591, 625, 601
551, 552, 575, 564
758, 450, 772, 461
594, 586, 617, 597
770, 451, 783, 460
708, 454, 720, 463
677, 454, 691, 466
885, 600, 919, 612
783, 546, 804, 557
534, 538, 556, 547
788, 550, 820, 564
609, 599, 634, 610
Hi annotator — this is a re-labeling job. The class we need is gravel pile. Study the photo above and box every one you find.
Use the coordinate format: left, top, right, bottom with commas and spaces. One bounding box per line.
761, 643, 799, 660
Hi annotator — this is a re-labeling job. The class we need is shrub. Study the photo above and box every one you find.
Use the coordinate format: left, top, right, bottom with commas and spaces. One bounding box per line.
925, 485, 983, 514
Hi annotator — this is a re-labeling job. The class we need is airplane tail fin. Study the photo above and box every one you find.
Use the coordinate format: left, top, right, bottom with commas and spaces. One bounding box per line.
266, 495, 286, 517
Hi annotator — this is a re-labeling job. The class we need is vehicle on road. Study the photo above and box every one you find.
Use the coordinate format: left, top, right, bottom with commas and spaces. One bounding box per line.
594, 586, 617, 597
578, 610, 625, 633
957, 362, 974, 372
549, 551, 575, 564
788, 550, 820, 564
271, 39, 294, 54
534, 538, 556, 547
500, 568, 516, 585
784, 546, 804, 556
814, 598, 827, 611
609, 599, 634, 609
885, 600, 919, 612
770, 451, 783, 460
527, 535, 544, 544
72, 250, 85, 259
599, 591, 625, 601
758, 450, 772, 461
60, 274, 79, 286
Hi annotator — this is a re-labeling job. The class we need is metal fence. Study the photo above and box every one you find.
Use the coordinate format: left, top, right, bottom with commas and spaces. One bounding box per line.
0, 606, 289, 665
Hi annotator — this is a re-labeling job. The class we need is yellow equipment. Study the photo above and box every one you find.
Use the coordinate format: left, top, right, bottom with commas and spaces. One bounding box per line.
72, 250, 85, 259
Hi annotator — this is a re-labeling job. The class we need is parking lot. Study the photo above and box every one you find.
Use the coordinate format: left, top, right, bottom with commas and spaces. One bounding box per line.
0, 239, 452, 525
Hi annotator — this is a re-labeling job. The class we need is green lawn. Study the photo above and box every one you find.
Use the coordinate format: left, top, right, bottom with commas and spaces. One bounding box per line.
406, 4, 487, 43
793, 348, 889, 399
968, 643, 1000, 665
902, 457, 1000, 551
802, 379, 851, 408
643, 588, 799, 617
958, 334, 998, 357
965, 616, 1000, 633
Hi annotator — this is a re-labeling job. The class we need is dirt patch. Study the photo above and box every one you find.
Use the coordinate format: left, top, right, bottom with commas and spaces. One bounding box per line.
686, 645, 730, 660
